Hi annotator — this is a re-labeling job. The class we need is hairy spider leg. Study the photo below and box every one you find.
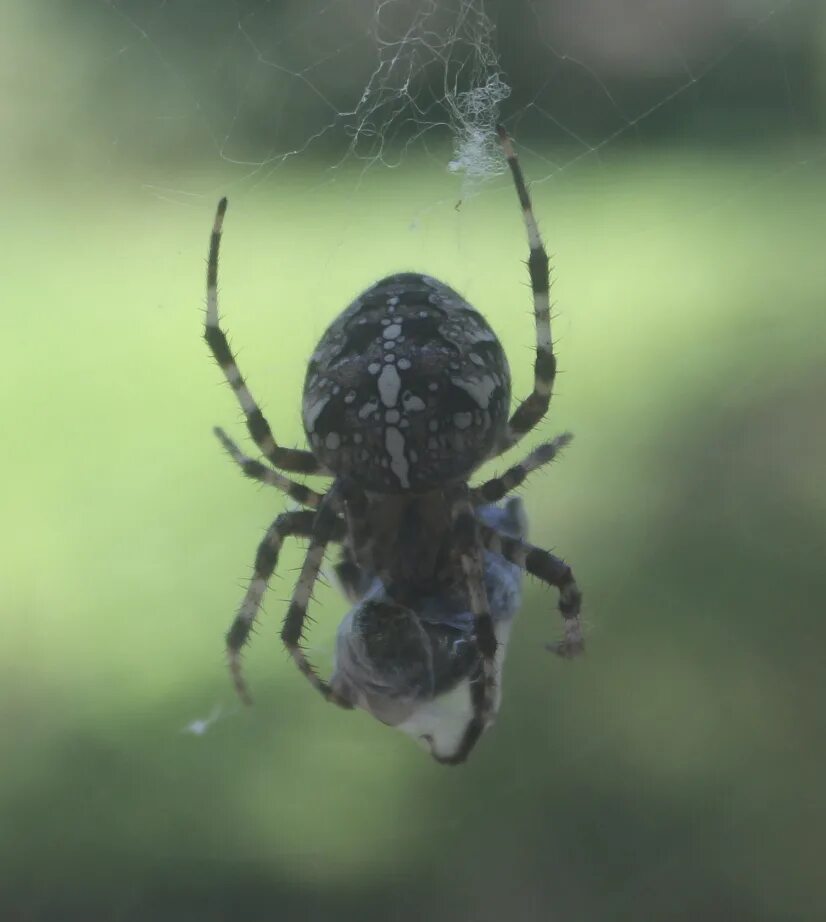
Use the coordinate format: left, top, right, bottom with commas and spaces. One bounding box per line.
213, 426, 324, 508
333, 483, 373, 603
495, 127, 558, 454
225, 510, 321, 704
280, 489, 352, 708
471, 432, 573, 504
478, 521, 583, 657
439, 486, 500, 765
205, 198, 322, 475
333, 546, 370, 604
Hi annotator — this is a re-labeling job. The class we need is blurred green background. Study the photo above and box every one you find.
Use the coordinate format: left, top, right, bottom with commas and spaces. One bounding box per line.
3, 1, 826, 920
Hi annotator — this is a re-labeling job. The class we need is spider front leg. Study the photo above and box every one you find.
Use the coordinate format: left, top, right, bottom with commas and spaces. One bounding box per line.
444, 486, 500, 765
205, 198, 322, 475
478, 522, 584, 657
495, 126, 557, 454
280, 486, 352, 707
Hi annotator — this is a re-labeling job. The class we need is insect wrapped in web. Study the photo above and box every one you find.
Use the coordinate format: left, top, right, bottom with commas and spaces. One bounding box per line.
330, 498, 528, 762
203, 127, 583, 765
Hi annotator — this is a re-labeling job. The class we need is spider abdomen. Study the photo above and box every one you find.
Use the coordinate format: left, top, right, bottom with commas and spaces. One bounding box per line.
303, 273, 511, 492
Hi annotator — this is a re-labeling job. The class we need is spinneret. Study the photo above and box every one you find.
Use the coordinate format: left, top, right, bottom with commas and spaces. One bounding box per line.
203, 127, 584, 764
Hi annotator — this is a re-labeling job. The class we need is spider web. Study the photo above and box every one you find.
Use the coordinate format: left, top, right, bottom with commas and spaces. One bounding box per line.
25, 0, 822, 208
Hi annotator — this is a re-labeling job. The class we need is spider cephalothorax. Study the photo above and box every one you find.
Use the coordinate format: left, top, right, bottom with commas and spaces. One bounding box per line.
303, 273, 511, 492
203, 127, 584, 765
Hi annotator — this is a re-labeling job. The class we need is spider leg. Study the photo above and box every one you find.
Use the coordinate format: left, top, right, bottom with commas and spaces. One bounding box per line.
440, 486, 500, 765
280, 487, 352, 707
478, 521, 584, 657
205, 198, 322, 475
331, 481, 376, 603
227, 510, 315, 703
214, 426, 325, 508
333, 546, 372, 603
495, 127, 557, 455
471, 432, 572, 505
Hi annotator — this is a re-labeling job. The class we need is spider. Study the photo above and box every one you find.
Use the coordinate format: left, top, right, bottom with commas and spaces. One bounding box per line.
203, 127, 583, 764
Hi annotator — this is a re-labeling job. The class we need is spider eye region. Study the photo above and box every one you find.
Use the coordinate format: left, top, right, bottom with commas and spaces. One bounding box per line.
303, 273, 511, 492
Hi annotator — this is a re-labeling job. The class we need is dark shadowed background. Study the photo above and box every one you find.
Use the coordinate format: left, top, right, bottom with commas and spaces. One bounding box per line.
3, 1, 825, 920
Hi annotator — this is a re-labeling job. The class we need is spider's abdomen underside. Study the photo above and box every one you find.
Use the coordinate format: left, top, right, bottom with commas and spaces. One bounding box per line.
303, 272, 511, 492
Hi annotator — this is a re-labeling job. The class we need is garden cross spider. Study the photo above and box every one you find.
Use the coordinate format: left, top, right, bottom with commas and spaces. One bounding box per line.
204, 127, 583, 764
